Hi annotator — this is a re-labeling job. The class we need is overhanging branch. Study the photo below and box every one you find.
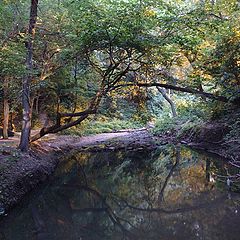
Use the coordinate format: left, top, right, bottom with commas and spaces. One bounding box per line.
110, 82, 228, 102
59, 109, 97, 118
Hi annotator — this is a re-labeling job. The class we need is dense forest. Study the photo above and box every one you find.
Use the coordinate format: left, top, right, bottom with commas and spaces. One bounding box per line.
0, 0, 240, 239
0, 0, 239, 150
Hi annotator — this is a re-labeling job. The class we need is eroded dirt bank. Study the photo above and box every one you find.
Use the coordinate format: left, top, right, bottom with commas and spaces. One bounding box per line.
0, 129, 156, 214
180, 121, 240, 162
156, 117, 240, 161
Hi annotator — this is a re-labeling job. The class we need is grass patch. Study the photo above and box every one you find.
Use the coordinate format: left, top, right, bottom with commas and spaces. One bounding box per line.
61, 119, 142, 136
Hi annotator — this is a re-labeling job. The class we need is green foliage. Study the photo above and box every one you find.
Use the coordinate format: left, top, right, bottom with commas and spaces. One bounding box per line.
152, 116, 177, 134
61, 118, 142, 136
224, 110, 240, 142
1, 0, 240, 136
152, 97, 206, 136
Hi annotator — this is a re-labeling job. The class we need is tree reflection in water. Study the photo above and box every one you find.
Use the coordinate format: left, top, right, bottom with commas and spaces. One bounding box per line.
1, 145, 240, 240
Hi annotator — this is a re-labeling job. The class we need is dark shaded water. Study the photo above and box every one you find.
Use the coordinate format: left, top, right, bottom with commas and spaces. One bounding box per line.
1, 145, 240, 240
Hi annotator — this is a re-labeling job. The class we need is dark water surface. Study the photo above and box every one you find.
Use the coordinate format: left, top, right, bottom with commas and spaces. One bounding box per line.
1, 145, 240, 240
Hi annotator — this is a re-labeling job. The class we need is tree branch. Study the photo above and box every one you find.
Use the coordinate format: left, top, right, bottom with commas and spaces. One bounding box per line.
59, 109, 97, 118
110, 82, 228, 102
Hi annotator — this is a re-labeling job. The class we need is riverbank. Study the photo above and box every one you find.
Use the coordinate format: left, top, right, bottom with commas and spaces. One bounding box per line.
181, 110, 240, 162
159, 124, 240, 162
0, 129, 156, 214
0, 119, 239, 215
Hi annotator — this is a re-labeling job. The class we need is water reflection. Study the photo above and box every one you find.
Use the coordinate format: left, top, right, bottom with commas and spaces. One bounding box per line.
1, 145, 240, 240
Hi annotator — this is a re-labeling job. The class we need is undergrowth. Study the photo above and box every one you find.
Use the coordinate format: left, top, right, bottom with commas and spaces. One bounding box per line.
61, 118, 142, 136
152, 98, 206, 138
152, 115, 203, 139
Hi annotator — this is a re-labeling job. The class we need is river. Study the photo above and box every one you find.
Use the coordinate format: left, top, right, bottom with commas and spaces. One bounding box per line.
0, 144, 240, 240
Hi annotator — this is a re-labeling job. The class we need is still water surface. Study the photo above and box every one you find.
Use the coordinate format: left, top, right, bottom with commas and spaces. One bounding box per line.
1, 145, 240, 240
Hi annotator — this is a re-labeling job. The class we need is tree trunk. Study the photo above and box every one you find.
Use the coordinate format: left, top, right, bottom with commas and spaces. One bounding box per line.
19, 0, 38, 152
3, 78, 9, 139
156, 87, 177, 118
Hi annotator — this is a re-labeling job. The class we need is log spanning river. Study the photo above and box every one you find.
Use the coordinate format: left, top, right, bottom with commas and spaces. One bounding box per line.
1, 145, 240, 240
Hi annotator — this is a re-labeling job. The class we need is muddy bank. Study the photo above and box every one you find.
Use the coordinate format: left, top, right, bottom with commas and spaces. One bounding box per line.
182, 119, 240, 162
41, 128, 157, 152
153, 109, 240, 162
0, 147, 59, 214
0, 129, 156, 214
180, 122, 232, 158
